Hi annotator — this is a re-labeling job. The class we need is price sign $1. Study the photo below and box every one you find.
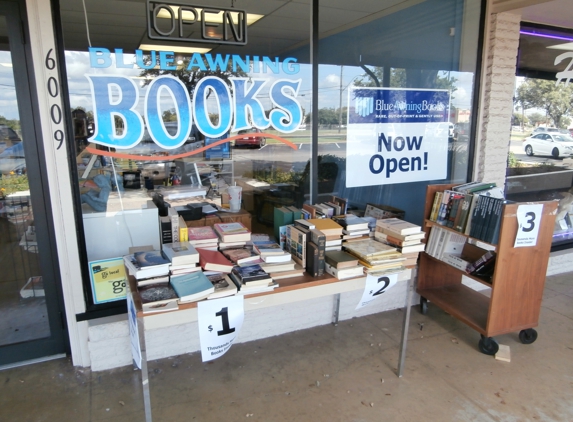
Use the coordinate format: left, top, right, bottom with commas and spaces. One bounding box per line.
198, 296, 244, 362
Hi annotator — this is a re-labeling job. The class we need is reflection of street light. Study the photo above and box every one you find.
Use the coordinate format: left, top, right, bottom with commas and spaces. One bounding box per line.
300, 94, 310, 125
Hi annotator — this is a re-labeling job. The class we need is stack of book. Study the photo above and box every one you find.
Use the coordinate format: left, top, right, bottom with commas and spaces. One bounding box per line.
213, 222, 251, 244
259, 260, 304, 280
220, 246, 262, 266
138, 282, 179, 313
425, 226, 467, 260
274, 206, 301, 241
253, 240, 292, 263
170, 270, 214, 303
343, 238, 404, 272
228, 264, 277, 295
204, 271, 238, 299
324, 250, 363, 280
162, 242, 201, 275
285, 224, 308, 268
308, 218, 343, 251
188, 226, 219, 250
123, 250, 171, 281
374, 218, 425, 266
333, 214, 371, 241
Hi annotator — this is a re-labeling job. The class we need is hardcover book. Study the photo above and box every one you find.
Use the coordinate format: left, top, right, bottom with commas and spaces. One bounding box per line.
307, 218, 343, 236
170, 271, 214, 303
375, 218, 422, 236
343, 239, 397, 260
213, 222, 251, 242
188, 226, 219, 244
197, 248, 234, 273
325, 250, 359, 269
253, 241, 284, 255
231, 264, 270, 283
138, 282, 179, 307
332, 215, 369, 231
221, 247, 260, 265
162, 242, 199, 265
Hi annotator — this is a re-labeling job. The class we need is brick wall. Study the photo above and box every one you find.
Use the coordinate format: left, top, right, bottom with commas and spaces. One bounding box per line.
476, 11, 521, 189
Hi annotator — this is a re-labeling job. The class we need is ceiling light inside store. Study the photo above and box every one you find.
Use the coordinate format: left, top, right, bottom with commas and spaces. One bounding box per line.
138, 44, 211, 54
155, 7, 263, 26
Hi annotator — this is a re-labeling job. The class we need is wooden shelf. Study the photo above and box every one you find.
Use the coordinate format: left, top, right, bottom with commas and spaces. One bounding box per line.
424, 219, 498, 252
417, 284, 489, 334
418, 184, 558, 341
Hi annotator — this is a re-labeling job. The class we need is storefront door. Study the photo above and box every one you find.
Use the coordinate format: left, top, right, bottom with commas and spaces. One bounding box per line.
0, 0, 67, 366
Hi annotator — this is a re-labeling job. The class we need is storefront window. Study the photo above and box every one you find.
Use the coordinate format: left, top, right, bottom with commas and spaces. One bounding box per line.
59, 0, 482, 311
511, 23, 573, 248
314, 0, 482, 224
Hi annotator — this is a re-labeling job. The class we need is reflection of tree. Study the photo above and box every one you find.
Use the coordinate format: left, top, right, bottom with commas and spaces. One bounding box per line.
354, 67, 457, 99
516, 78, 573, 128
305, 107, 347, 126
139, 56, 247, 100
0, 115, 21, 134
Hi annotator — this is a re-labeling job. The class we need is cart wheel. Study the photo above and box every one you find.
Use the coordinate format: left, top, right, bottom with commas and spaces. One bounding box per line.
420, 296, 428, 315
478, 335, 499, 355
519, 328, 538, 344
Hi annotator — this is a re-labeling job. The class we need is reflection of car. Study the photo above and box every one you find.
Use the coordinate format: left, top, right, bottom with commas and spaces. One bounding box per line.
454, 122, 470, 142
523, 133, 573, 158
0, 126, 25, 175
434, 123, 454, 142
235, 128, 266, 148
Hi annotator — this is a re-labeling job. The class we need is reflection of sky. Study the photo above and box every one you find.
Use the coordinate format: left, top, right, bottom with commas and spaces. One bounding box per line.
0, 51, 19, 120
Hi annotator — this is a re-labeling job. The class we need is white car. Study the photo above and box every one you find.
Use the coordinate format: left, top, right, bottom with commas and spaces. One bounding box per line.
523, 132, 573, 158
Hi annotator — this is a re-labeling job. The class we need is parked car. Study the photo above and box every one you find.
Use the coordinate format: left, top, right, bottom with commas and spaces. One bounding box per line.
530, 126, 564, 135
523, 132, 573, 158
235, 127, 266, 148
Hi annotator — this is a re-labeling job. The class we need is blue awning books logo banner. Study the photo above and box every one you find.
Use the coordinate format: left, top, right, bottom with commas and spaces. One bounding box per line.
346, 87, 450, 188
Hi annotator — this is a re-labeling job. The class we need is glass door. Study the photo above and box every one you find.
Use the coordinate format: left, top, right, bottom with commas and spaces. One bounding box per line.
0, 1, 66, 365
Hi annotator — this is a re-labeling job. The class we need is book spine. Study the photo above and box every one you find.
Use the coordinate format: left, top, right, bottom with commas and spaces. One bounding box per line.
485, 198, 503, 244
169, 209, 179, 243
429, 192, 442, 222
306, 241, 319, 277
453, 194, 472, 233
436, 191, 451, 225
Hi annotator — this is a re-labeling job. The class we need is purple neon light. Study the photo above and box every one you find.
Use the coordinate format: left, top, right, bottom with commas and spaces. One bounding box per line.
520, 30, 573, 42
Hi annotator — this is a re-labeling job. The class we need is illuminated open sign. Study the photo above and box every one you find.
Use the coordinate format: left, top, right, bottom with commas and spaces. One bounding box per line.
147, 1, 248, 45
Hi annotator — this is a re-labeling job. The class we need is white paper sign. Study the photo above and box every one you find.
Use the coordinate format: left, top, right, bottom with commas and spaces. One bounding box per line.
346, 88, 450, 187
514, 204, 544, 248
126, 292, 142, 369
356, 272, 399, 310
198, 295, 244, 362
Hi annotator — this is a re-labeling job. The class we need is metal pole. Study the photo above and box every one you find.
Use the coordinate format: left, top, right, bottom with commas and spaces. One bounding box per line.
397, 274, 415, 377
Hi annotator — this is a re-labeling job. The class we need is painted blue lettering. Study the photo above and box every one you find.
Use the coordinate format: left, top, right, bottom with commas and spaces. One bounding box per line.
262, 56, 280, 74
135, 50, 156, 70
269, 80, 302, 132
187, 53, 207, 71
144, 76, 192, 148
282, 57, 299, 75
85, 75, 143, 148
398, 157, 410, 172
115, 49, 133, 69
159, 51, 177, 70
206, 54, 230, 71
193, 77, 232, 138
231, 55, 249, 73
231, 78, 270, 131
89, 47, 112, 68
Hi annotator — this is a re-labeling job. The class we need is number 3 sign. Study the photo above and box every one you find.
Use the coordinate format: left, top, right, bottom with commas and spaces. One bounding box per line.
198, 296, 244, 362
356, 272, 399, 310
514, 204, 544, 248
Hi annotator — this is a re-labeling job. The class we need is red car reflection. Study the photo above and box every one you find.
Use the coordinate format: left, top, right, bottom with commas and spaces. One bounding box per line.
235, 128, 266, 148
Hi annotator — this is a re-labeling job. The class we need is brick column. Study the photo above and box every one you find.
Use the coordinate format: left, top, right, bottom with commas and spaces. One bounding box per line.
475, 11, 521, 189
